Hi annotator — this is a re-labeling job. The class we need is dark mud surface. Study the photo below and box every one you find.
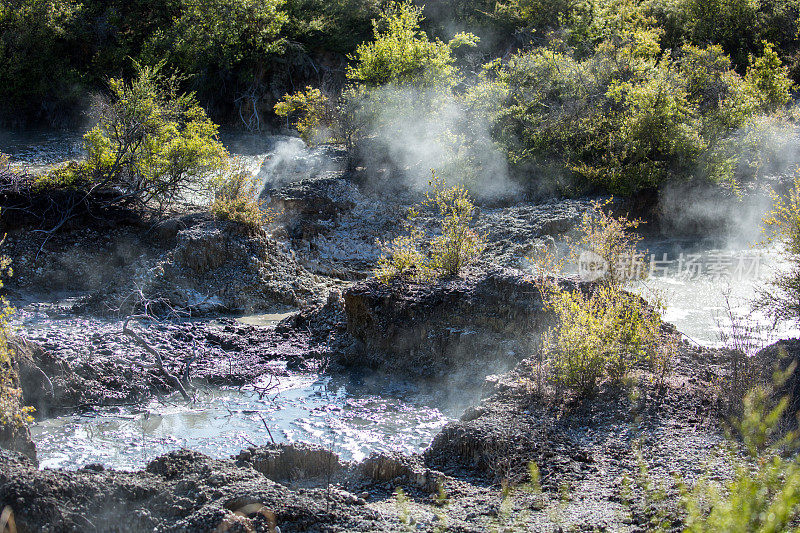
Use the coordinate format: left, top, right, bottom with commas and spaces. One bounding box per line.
0, 160, 782, 532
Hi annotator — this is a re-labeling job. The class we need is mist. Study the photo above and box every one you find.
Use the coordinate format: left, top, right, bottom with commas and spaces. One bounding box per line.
351, 84, 520, 201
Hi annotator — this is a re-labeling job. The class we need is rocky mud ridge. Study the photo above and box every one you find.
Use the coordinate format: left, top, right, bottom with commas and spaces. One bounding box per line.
0, 338, 740, 532
0, 164, 786, 531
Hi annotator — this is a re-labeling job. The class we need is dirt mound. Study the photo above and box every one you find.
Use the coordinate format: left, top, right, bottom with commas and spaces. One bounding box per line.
146, 218, 341, 313
338, 268, 585, 375
0, 448, 383, 532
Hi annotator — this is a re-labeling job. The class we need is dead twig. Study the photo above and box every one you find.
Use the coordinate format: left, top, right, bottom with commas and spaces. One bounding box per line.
123, 316, 191, 401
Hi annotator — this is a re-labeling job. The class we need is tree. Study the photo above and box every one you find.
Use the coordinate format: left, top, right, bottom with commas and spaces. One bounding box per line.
0, 0, 85, 124
60, 62, 228, 215
745, 41, 794, 112
346, 1, 477, 88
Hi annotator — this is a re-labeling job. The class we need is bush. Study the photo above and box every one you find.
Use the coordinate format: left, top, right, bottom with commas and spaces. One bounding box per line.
0, 236, 30, 429
542, 282, 662, 394
745, 41, 795, 113
346, 1, 477, 89
209, 160, 277, 229
55, 62, 228, 215
758, 170, 800, 323
569, 200, 646, 283
274, 86, 334, 144
534, 202, 663, 395
375, 173, 485, 281
491, 10, 792, 195
682, 383, 800, 532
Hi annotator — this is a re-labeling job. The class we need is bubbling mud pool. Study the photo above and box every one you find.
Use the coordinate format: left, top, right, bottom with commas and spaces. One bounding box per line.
30, 373, 469, 470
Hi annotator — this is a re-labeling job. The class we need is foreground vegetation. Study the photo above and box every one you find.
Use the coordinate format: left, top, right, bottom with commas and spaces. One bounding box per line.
375, 173, 485, 281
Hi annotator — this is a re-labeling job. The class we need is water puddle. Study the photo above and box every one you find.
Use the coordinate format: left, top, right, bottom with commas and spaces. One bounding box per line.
235, 312, 295, 327
630, 239, 799, 347
31, 373, 473, 471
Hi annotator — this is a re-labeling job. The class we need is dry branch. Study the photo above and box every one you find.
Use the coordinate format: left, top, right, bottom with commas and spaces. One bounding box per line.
123, 316, 191, 401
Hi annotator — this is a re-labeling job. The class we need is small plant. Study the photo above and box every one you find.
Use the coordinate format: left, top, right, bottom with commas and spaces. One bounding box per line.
542, 283, 662, 394
717, 290, 771, 411
486, 462, 542, 532
394, 487, 414, 530
570, 199, 647, 284
532, 201, 663, 395
0, 232, 32, 429
209, 160, 276, 229
681, 381, 800, 532
375, 173, 485, 282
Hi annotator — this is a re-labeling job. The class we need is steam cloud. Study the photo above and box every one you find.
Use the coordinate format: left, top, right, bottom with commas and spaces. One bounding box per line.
353, 85, 520, 201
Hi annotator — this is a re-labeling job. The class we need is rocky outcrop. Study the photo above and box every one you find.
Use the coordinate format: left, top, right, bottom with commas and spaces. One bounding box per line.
336, 267, 580, 375
282, 266, 591, 377
0, 448, 383, 532
146, 219, 341, 313
358, 453, 445, 493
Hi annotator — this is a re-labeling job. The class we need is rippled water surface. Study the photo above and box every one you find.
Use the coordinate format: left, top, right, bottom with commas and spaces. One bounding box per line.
631, 239, 798, 347
31, 373, 469, 470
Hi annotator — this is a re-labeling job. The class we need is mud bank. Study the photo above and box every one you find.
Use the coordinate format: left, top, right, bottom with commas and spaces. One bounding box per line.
1, 333, 747, 532
3, 214, 341, 316
286, 267, 587, 376
10, 316, 321, 415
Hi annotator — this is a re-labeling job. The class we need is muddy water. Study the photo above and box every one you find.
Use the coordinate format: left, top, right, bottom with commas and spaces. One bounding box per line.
631, 238, 798, 347
31, 373, 467, 470
12, 296, 476, 470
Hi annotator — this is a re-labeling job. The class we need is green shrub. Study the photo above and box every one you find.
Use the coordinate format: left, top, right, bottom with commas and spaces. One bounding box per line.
542, 282, 662, 394
346, 1, 477, 89
375, 173, 485, 281
0, 236, 30, 429
491, 9, 792, 195
534, 202, 664, 395
209, 160, 277, 229
55, 62, 228, 214
274, 86, 334, 144
569, 200, 646, 283
745, 41, 795, 113
276, 0, 480, 164
682, 383, 800, 532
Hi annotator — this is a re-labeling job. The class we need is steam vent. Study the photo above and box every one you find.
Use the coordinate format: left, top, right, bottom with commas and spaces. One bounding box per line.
2, 2, 800, 530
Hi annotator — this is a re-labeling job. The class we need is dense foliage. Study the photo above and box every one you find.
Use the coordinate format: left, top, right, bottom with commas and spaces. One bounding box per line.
48, 64, 228, 214
0, 0, 381, 126
2, 0, 799, 195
